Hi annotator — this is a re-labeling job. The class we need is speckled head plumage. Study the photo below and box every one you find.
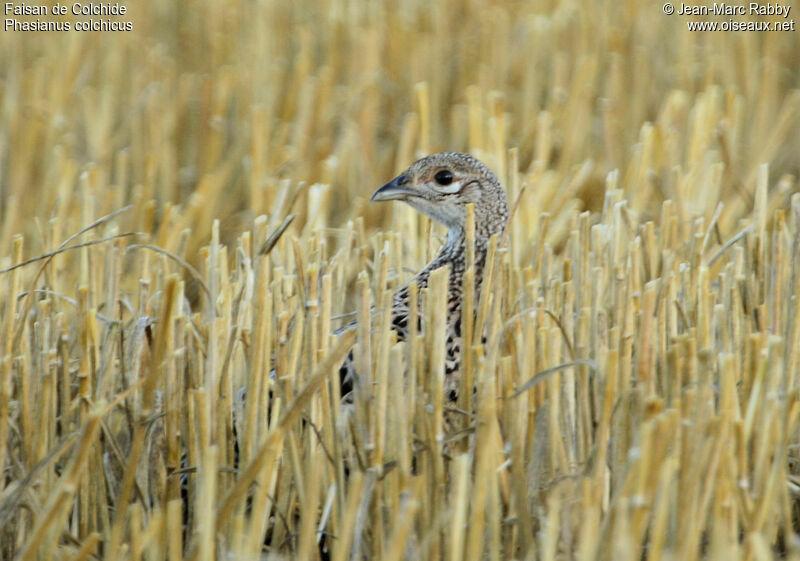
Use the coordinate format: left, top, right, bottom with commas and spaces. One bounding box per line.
371, 152, 508, 244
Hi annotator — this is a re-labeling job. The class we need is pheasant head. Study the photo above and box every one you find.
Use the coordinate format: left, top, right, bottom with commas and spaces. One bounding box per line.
371, 152, 508, 246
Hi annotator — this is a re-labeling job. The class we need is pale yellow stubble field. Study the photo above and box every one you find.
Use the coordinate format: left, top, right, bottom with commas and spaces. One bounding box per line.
1, 0, 800, 559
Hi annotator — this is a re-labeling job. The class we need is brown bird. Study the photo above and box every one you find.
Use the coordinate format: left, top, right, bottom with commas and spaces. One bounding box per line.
339, 152, 509, 400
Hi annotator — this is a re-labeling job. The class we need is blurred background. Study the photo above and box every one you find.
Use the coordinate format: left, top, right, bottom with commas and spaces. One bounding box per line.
1, 0, 798, 261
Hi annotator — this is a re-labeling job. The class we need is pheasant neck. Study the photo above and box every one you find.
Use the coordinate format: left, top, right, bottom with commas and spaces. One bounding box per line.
413, 226, 491, 292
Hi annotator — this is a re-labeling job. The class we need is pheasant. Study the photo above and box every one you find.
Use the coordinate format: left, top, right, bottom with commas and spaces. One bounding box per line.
339, 152, 509, 401
182, 153, 507, 540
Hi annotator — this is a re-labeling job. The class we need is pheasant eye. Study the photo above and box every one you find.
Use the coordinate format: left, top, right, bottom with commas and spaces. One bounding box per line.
434, 170, 454, 186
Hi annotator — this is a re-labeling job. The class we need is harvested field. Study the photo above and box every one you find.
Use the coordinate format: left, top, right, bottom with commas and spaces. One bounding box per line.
1, 1, 800, 559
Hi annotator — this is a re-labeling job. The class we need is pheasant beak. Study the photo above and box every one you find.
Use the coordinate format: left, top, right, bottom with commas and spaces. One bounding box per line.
371, 175, 416, 202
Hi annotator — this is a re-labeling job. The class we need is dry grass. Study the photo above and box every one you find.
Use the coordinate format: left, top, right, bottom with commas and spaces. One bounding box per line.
2, 0, 800, 559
